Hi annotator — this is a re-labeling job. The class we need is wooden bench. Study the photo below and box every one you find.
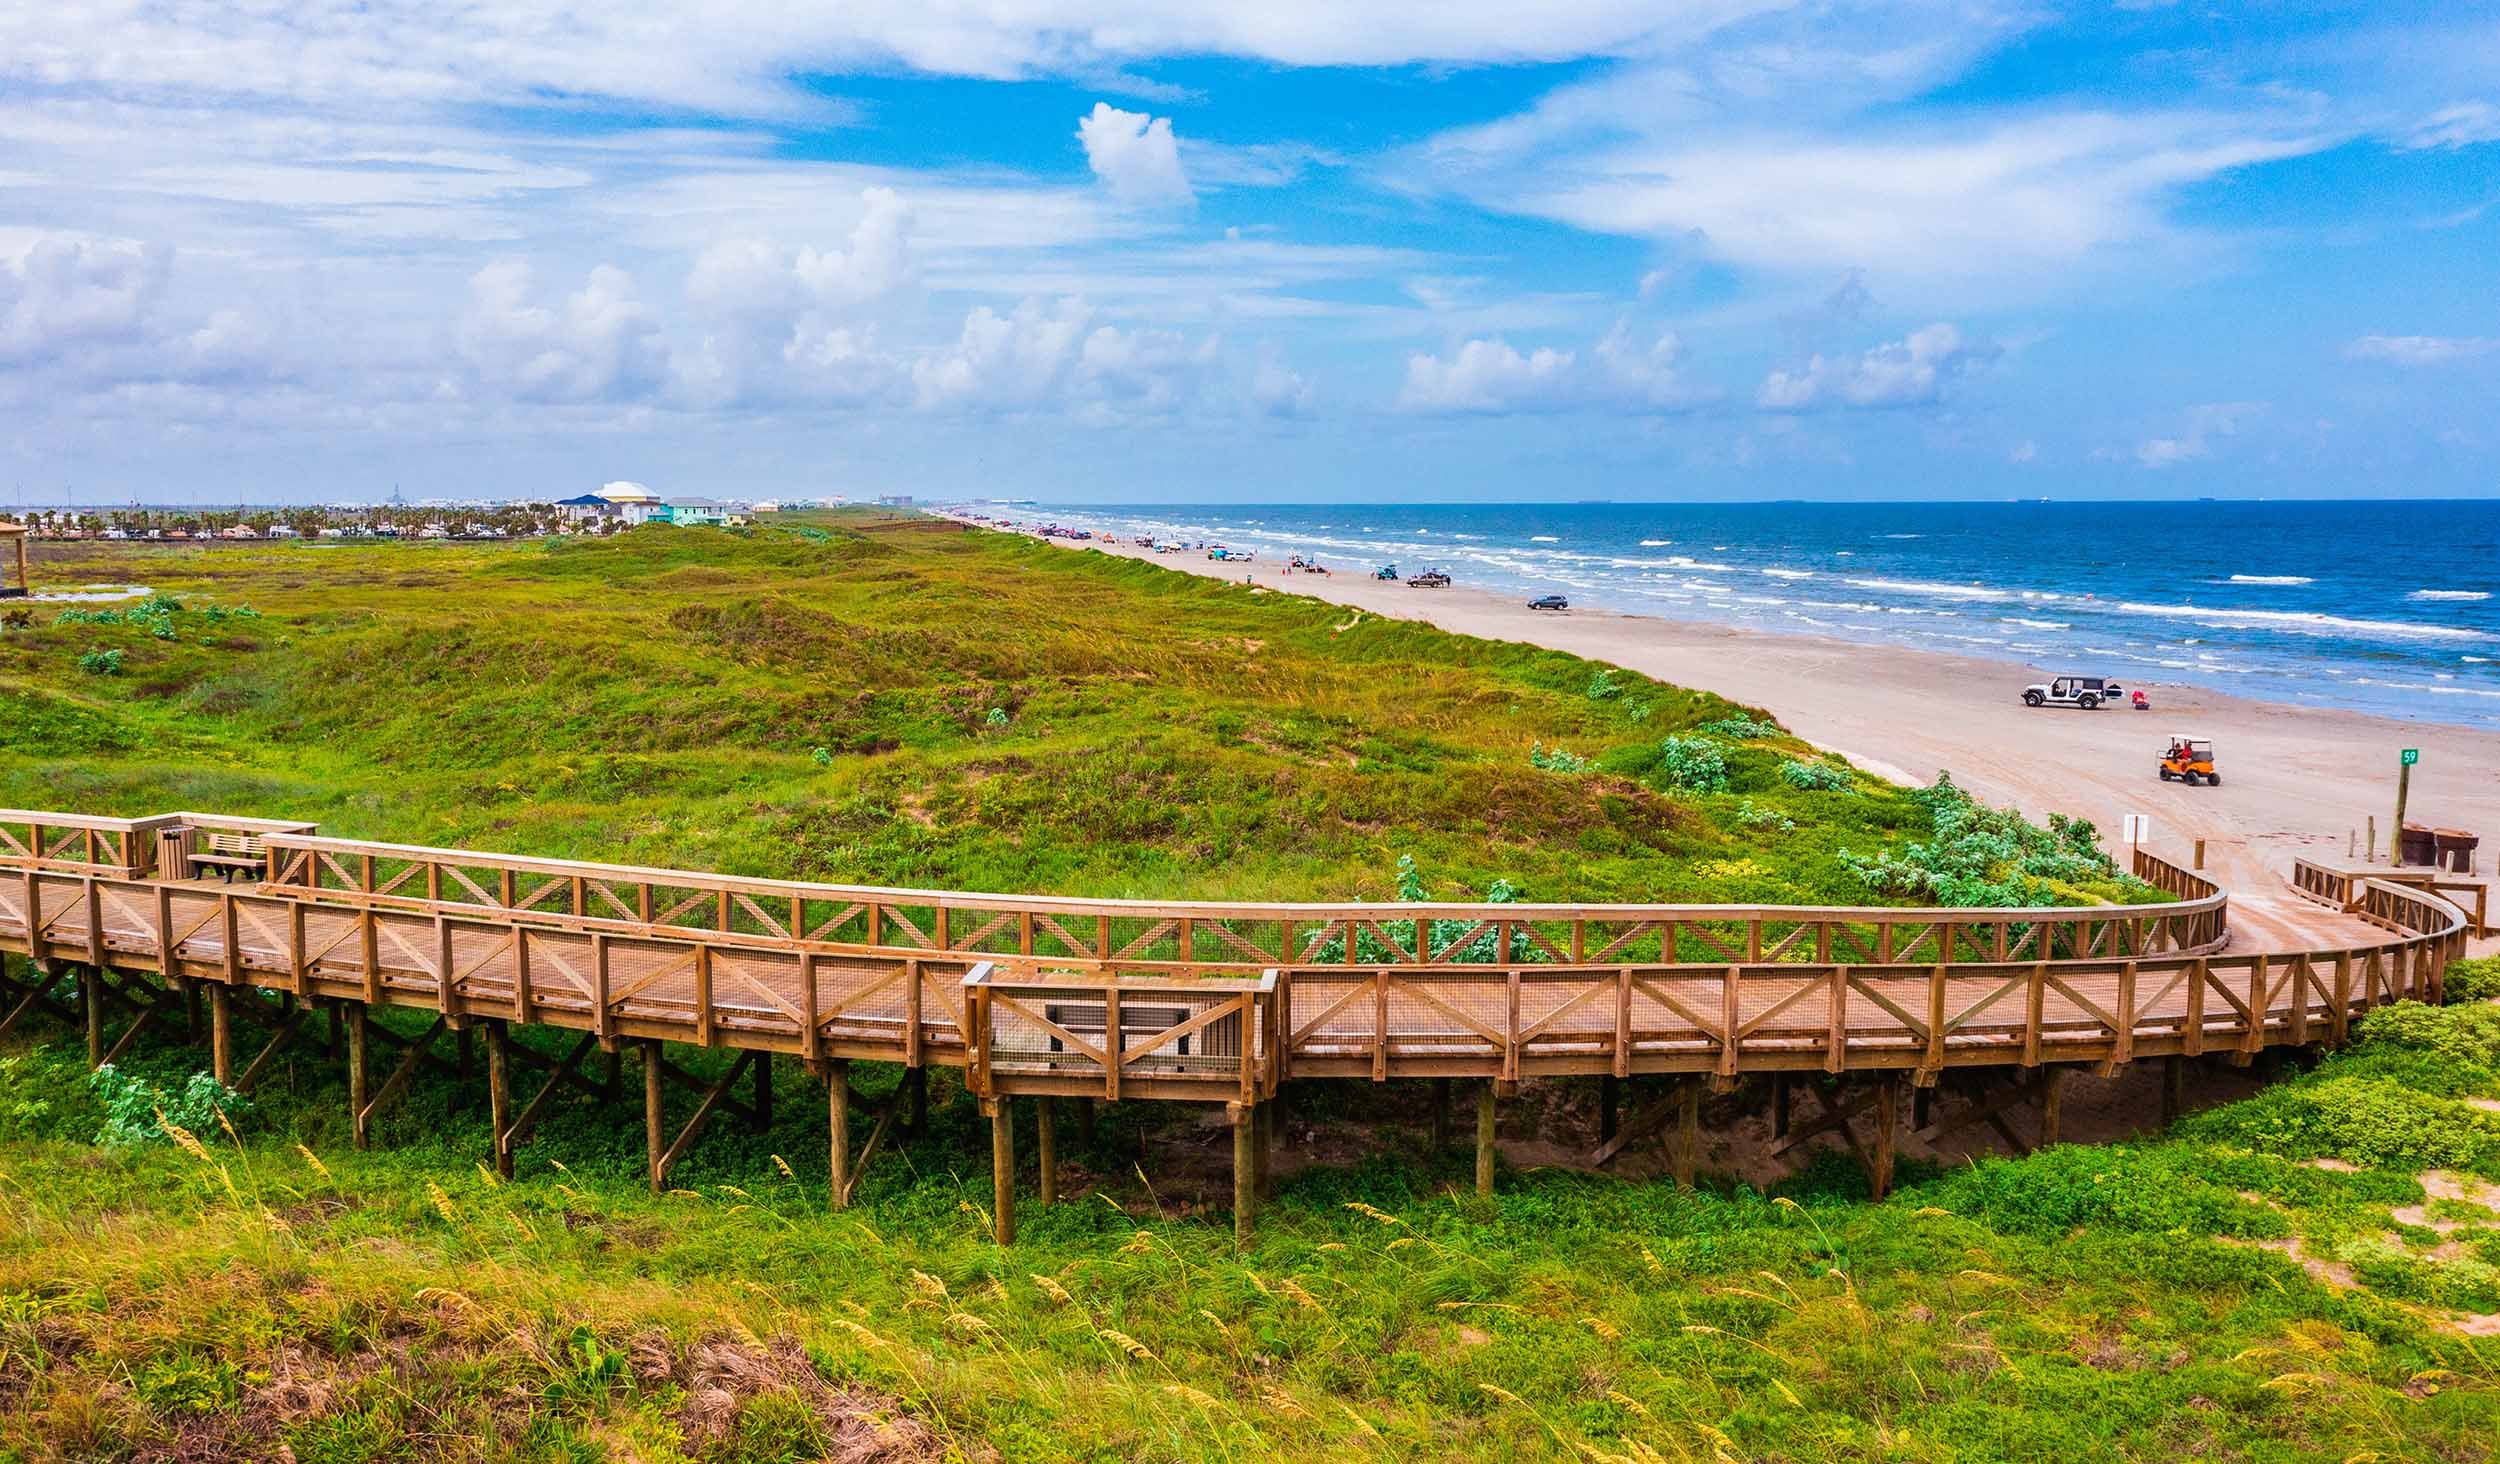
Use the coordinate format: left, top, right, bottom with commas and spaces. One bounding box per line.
190, 831, 268, 882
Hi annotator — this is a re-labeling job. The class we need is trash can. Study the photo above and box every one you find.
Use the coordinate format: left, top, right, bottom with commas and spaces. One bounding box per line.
2400, 824, 2438, 866
2434, 828, 2479, 874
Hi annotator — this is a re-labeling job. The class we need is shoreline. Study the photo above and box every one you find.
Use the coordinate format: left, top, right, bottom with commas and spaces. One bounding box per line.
957, 514, 2500, 909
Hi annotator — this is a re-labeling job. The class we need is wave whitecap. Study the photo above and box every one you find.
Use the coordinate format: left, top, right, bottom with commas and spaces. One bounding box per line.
2410, 589, 2490, 601
2115, 602, 2484, 641
2225, 574, 2313, 586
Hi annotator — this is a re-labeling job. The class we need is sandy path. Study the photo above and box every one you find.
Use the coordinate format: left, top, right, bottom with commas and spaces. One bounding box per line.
989, 522, 2500, 947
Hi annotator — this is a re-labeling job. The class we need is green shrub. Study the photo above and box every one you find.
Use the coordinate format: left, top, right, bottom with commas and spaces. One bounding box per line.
77, 648, 125, 676
1584, 668, 1622, 702
2445, 956, 2500, 1004
2179, 1073, 2500, 1171
1920, 1143, 2279, 1239
1308, 855, 1532, 964
1839, 773, 2142, 907
1697, 714, 1779, 738
87, 1064, 246, 1148
1656, 735, 1728, 794
1735, 799, 1795, 835
2355, 1000, 2500, 1070
1529, 741, 1591, 774
1777, 759, 1853, 792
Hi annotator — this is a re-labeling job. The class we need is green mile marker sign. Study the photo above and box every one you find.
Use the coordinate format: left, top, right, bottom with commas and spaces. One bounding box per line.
2401, 748, 2419, 766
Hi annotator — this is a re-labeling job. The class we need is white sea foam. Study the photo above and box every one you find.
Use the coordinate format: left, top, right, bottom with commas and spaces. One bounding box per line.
1638, 538, 1672, 547
2410, 589, 2490, 601
1760, 567, 1816, 580
2000, 617, 2071, 630
1529, 535, 1558, 543
2225, 574, 2313, 585
1845, 576, 2013, 601
2116, 601, 2483, 641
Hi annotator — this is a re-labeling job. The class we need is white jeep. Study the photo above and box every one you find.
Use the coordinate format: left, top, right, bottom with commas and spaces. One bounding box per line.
2022, 674, 2122, 710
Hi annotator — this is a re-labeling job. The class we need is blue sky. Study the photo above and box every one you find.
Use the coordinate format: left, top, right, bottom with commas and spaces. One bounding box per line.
1, 2, 2494, 505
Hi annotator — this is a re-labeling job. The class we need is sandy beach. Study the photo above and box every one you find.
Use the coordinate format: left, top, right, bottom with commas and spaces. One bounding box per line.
980, 519, 2500, 937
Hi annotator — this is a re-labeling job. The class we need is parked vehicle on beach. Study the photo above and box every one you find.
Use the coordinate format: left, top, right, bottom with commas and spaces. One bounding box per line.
1373, 564, 1398, 580
1528, 594, 1569, 611
1407, 570, 1451, 588
1208, 545, 1255, 562
2158, 735, 2218, 785
2021, 674, 2123, 709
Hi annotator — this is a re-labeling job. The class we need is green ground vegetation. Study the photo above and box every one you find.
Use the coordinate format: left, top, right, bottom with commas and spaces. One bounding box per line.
0, 985, 2495, 1462
1, 515, 2491, 1461
0, 514, 2151, 909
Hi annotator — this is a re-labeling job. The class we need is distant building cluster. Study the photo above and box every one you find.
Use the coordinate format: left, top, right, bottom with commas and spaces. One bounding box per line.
4, 484, 868, 546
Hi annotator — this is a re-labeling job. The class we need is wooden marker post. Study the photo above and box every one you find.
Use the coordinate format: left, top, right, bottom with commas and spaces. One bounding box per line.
2392, 749, 2417, 864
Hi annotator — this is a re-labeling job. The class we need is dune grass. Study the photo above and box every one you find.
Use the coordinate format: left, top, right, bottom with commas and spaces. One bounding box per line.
1, 513, 2491, 1461
0, 512, 2149, 908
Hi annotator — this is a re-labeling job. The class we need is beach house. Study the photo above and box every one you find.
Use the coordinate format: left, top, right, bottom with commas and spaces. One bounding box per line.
598, 481, 666, 525
0, 520, 27, 598
661, 498, 729, 527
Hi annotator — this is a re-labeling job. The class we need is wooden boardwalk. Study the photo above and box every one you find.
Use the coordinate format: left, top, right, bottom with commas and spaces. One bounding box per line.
0, 807, 2470, 1242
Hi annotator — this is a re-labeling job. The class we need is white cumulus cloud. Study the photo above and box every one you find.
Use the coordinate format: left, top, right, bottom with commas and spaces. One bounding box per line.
1757, 322, 1996, 410
1400, 322, 1710, 414
1077, 103, 1193, 206
455, 259, 664, 403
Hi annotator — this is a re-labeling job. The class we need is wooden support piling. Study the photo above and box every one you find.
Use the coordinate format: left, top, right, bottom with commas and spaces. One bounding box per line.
827, 1058, 851, 1211
1036, 1098, 1058, 1206
346, 1004, 370, 1149
2160, 1055, 2184, 1125
752, 1049, 772, 1134
1233, 1104, 1256, 1250
208, 982, 233, 1086
486, 1019, 512, 1178
1475, 1080, 1497, 1198
1870, 1076, 1899, 1200
1672, 1079, 1700, 1188
990, 1099, 1017, 1245
2039, 1066, 2064, 1148
643, 1040, 665, 1193
83, 966, 103, 1069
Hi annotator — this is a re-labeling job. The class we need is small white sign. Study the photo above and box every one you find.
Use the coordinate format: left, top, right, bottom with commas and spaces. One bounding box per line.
2122, 813, 2152, 846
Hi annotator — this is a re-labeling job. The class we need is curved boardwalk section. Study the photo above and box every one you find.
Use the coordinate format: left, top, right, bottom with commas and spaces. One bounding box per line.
0, 807, 2469, 1237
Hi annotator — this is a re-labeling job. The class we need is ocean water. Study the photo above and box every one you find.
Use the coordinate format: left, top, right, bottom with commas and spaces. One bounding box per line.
1017, 500, 2500, 727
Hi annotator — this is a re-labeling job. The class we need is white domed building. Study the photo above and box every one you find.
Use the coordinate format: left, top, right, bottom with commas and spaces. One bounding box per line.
598, 480, 664, 525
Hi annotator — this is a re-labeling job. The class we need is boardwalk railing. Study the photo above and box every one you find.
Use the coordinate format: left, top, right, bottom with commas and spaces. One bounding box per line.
0, 811, 2466, 1102
237, 828, 2230, 975
2292, 855, 2491, 938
